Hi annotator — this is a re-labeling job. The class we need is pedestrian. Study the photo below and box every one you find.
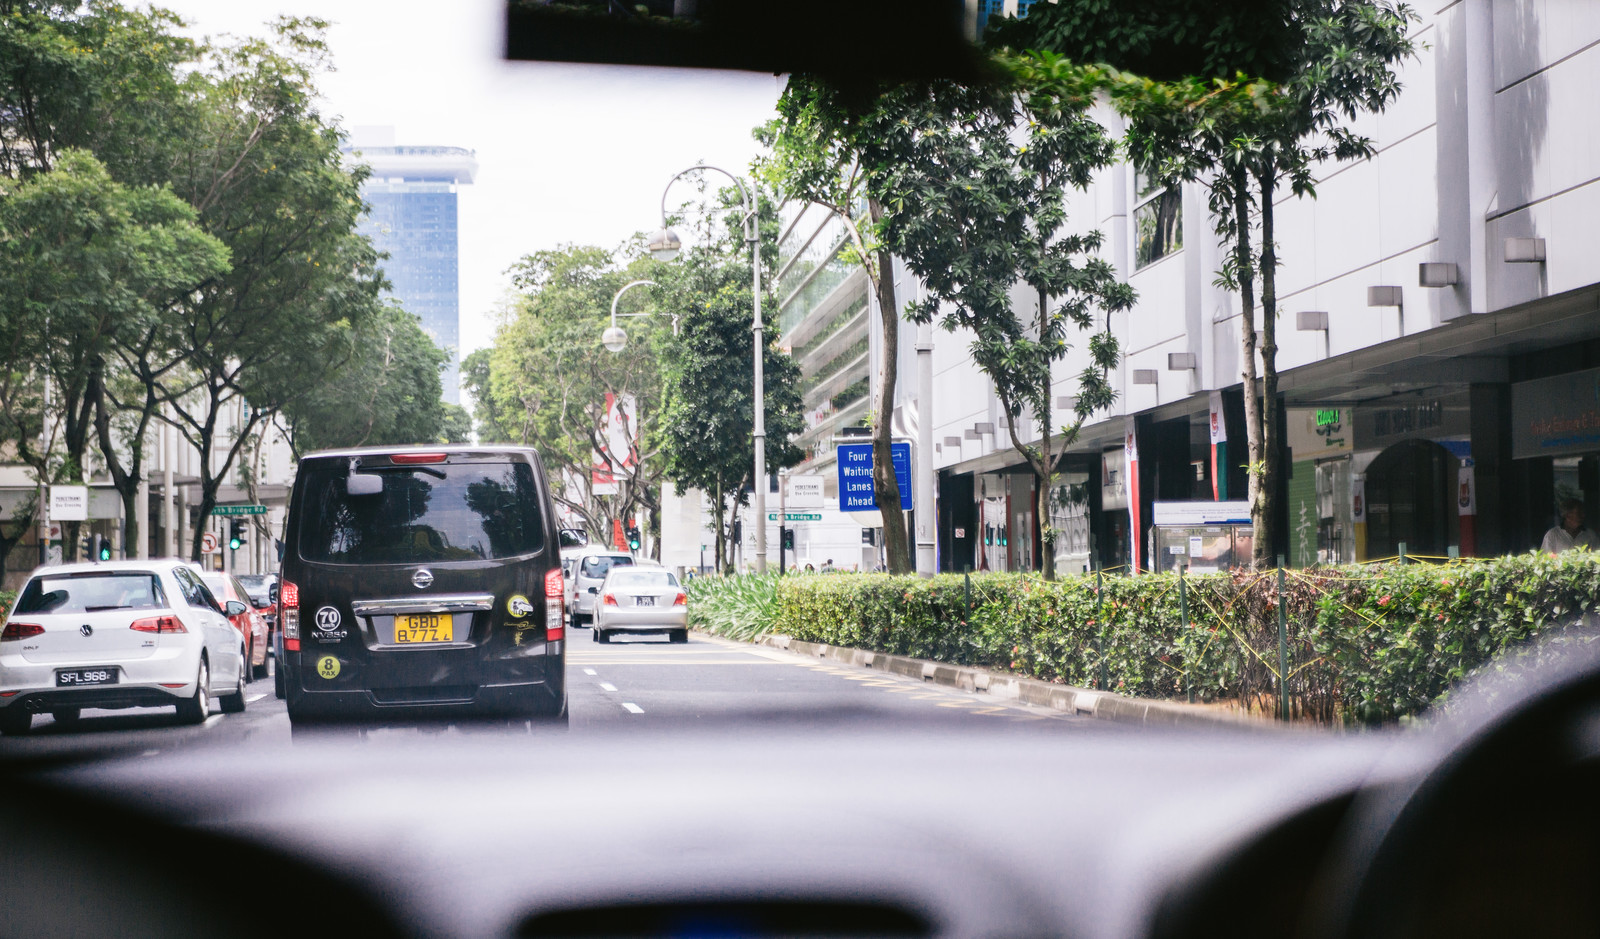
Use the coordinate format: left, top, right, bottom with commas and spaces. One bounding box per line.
1541, 497, 1600, 553
804, 562, 815, 573
820, 558, 835, 573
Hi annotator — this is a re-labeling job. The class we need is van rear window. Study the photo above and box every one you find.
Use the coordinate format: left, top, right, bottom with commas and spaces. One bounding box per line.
298, 461, 545, 563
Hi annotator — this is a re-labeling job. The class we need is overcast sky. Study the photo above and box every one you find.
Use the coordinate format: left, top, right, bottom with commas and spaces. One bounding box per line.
157, 0, 781, 366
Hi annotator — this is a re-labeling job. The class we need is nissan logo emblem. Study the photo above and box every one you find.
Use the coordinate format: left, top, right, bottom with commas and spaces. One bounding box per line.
80, 624, 93, 637
412, 569, 434, 589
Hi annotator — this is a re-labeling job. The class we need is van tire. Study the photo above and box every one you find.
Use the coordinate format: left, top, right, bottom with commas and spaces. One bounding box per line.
0, 708, 31, 736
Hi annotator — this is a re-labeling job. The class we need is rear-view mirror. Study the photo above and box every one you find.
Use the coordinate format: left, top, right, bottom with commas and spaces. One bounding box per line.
504, 0, 990, 83
588, 587, 599, 595
225, 600, 248, 617
347, 473, 384, 496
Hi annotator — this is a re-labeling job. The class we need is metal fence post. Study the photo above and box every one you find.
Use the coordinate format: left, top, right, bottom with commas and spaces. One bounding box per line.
1179, 562, 1192, 703
1095, 567, 1107, 691
1398, 541, 1407, 564
1277, 556, 1289, 722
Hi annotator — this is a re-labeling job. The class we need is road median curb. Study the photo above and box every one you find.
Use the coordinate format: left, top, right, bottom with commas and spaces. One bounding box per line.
751, 633, 1268, 731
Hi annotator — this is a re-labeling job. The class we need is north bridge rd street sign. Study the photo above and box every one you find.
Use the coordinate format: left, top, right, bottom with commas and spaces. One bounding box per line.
836, 442, 912, 512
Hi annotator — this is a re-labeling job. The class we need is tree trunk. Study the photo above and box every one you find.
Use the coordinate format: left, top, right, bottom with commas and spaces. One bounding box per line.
91, 369, 151, 561
1229, 164, 1267, 569
1256, 160, 1281, 569
711, 480, 726, 574
866, 197, 913, 575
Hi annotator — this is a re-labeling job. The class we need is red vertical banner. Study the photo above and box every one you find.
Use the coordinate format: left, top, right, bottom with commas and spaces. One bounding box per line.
1125, 418, 1141, 573
1208, 391, 1227, 501
612, 518, 627, 550
1457, 460, 1477, 557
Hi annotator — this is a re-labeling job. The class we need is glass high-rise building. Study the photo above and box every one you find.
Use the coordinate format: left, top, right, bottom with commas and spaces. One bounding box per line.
345, 129, 478, 404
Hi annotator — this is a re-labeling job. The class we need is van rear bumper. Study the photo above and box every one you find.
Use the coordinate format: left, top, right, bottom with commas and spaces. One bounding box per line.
284, 649, 564, 722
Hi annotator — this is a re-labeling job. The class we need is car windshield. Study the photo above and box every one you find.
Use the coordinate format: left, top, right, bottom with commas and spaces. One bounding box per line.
580, 555, 633, 579
608, 570, 678, 588
298, 461, 545, 563
4, 4, 1599, 937
235, 576, 274, 606
15, 573, 167, 614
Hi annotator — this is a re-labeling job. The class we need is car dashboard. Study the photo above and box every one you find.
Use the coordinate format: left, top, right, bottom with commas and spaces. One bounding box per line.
6, 643, 1600, 939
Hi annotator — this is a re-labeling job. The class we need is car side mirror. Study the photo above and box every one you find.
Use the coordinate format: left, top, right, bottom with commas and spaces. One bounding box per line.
225, 600, 248, 617
269, 584, 279, 604
347, 473, 384, 496
587, 587, 599, 595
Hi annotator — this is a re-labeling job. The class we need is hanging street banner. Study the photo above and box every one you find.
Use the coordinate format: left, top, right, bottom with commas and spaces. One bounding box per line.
837, 442, 912, 512
211, 504, 268, 516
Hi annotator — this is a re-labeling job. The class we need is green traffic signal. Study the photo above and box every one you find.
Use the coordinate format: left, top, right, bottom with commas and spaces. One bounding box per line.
97, 537, 111, 561
229, 536, 242, 551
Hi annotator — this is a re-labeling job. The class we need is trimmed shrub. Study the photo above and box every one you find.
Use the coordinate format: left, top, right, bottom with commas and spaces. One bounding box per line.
715, 553, 1600, 725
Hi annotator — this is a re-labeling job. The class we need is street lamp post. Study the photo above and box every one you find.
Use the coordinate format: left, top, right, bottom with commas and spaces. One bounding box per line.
645, 165, 766, 573
601, 279, 661, 353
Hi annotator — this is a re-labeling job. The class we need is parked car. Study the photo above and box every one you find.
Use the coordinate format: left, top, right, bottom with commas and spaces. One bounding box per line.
565, 548, 635, 629
276, 445, 566, 730
0, 560, 249, 734
592, 568, 688, 644
202, 572, 270, 680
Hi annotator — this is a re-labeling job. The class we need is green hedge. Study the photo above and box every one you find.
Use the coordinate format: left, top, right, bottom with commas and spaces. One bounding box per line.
703, 553, 1600, 725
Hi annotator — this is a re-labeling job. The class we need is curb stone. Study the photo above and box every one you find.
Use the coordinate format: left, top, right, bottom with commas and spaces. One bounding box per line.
748, 633, 1270, 731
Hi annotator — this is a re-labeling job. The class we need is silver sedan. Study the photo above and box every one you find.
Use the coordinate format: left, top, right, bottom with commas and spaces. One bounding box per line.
592, 569, 687, 644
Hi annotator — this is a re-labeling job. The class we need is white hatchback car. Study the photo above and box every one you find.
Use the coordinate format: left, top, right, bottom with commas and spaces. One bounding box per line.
0, 560, 250, 735
592, 568, 688, 644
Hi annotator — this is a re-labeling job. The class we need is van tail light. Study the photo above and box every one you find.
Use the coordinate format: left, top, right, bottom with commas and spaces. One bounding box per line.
390, 452, 447, 464
285, 638, 300, 652
279, 579, 299, 639
1, 622, 44, 641
130, 615, 186, 634
543, 568, 565, 641
602, 593, 618, 606
673, 593, 687, 606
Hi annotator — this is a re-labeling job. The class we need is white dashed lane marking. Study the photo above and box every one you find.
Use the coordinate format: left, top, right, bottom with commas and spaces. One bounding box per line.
246, 693, 268, 703
583, 668, 597, 676
621, 702, 644, 714
599, 682, 617, 692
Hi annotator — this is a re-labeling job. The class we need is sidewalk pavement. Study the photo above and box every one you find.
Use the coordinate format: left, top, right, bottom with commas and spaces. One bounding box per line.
745, 633, 1277, 731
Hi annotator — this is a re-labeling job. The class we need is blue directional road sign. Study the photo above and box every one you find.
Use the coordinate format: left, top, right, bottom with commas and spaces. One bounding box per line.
836, 442, 912, 511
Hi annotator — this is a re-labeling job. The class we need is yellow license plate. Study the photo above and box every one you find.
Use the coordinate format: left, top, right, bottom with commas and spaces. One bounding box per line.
394, 613, 453, 643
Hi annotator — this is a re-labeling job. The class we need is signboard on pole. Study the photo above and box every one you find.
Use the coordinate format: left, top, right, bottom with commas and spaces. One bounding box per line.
49, 485, 88, 522
211, 504, 267, 516
836, 442, 912, 512
201, 532, 219, 554
786, 475, 824, 507
768, 512, 822, 521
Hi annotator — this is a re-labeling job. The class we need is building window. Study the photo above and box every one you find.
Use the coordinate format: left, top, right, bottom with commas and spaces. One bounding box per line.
1134, 168, 1182, 269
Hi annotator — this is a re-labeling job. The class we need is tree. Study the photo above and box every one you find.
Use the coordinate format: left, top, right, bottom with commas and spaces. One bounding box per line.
279, 304, 449, 455
486, 244, 666, 543
0, 1, 216, 561
0, 149, 226, 560
873, 81, 1134, 580
655, 249, 805, 571
758, 79, 915, 574
1001, 0, 1417, 567
143, 18, 384, 561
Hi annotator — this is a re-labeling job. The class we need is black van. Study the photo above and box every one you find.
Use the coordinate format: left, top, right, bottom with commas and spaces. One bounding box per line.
278, 446, 566, 728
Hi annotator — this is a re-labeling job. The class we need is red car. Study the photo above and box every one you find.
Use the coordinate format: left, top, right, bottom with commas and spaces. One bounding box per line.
203, 573, 270, 680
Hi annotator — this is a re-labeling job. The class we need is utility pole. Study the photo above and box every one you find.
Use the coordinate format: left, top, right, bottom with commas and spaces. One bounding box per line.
915, 319, 936, 576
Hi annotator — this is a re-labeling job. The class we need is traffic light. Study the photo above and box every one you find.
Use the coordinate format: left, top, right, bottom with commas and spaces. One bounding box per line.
781, 528, 795, 551
626, 523, 641, 551
81, 532, 94, 559
97, 535, 111, 562
229, 519, 246, 551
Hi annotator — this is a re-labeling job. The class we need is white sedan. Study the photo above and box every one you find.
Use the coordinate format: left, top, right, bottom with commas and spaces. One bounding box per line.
592, 568, 688, 644
0, 560, 249, 735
